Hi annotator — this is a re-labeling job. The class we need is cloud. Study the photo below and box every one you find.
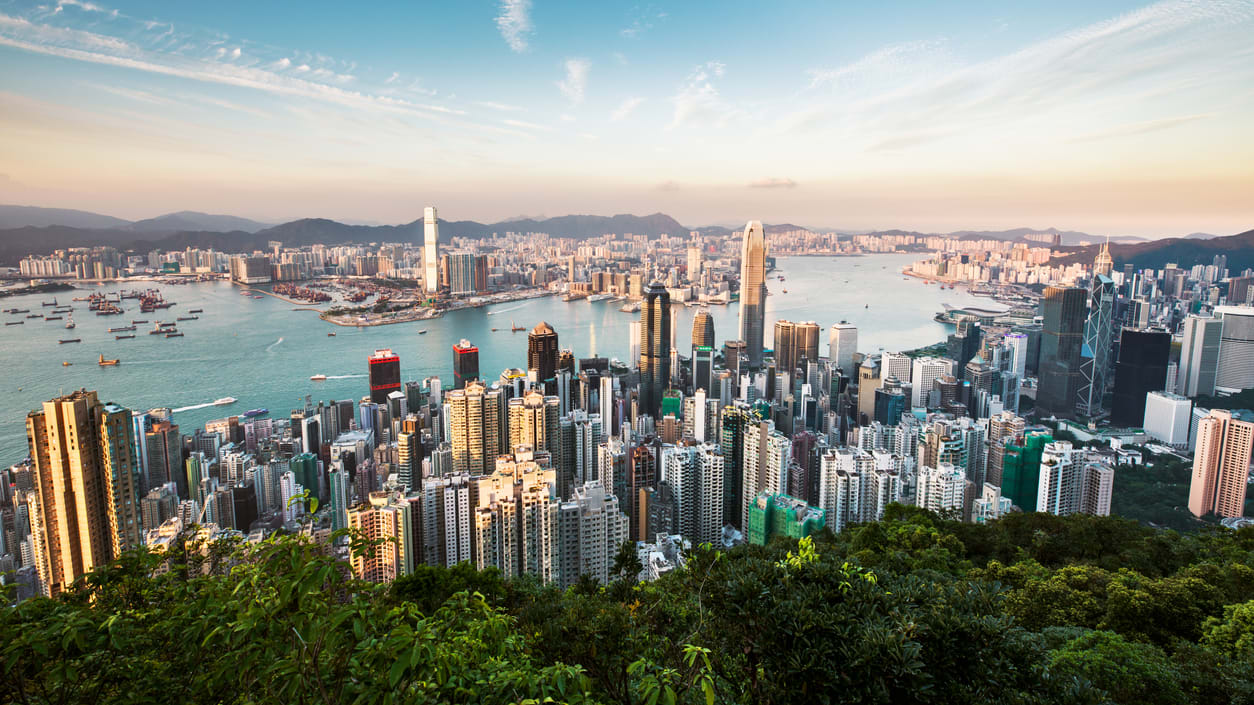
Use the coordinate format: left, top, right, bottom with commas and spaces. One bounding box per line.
502, 118, 551, 131
384, 71, 399, 84
474, 100, 523, 112
557, 58, 589, 104
669, 60, 726, 129
1066, 113, 1213, 143
55, 0, 117, 17
610, 96, 643, 121
655, 180, 681, 192
273, 57, 291, 69
495, 0, 532, 53
748, 177, 797, 189
612, 52, 627, 66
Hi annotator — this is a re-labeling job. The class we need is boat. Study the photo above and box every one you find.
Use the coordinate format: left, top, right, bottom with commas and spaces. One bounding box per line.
5, 321, 22, 326
131, 320, 148, 324
108, 326, 135, 333
41, 299, 56, 307
327, 332, 336, 337
417, 330, 428, 334
242, 408, 267, 418
10, 308, 28, 313
586, 293, 613, 302
189, 308, 204, 314
45, 316, 62, 321
26, 314, 42, 319
62, 361, 71, 367
782, 289, 788, 294
177, 316, 198, 321
253, 296, 263, 299
310, 374, 328, 381
491, 328, 499, 332
510, 320, 524, 332
165, 332, 184, 338
116, 333, 136, 339
214, 397, 237, 406
65, 319, 75, 329
58, 338, 81, 344
98, 354, 119, 366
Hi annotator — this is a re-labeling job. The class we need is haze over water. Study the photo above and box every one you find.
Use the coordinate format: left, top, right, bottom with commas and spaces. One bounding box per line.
0, 253, 995, 465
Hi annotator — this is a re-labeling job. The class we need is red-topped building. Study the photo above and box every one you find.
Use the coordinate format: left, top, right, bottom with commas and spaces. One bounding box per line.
368, 349, 401, 404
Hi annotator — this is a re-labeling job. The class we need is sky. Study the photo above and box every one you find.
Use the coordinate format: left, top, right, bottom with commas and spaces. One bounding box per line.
0, 0, 1252, 237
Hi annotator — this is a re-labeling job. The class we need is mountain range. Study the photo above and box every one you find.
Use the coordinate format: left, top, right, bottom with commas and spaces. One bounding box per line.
1052, 228, 1254, 271
0, 203, 1244, 270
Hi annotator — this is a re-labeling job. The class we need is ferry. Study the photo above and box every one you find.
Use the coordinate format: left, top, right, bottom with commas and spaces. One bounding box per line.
242, 408, 267, 418
310, 374, 328, 381
58, 338, 81, 344
587, 293, 613, 302
165, 332, 184, 338
108, 326, 136, 333
214, 397, 237, 406
116, 334, 136, 340
5, 321, 22, 326
98, 354, 119, 366
189, 308, 204, 314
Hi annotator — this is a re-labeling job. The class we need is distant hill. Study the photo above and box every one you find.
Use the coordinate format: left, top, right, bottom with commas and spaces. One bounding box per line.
1052, 228, 1254, 271
0, 205, 130, 230
125, 211, 271, 234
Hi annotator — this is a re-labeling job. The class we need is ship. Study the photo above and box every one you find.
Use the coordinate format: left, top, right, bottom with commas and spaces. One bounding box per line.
116, 334, 135, 340
5, 321, 22, 326
586, 293, 613, 302
510, 320, 524, 332
149, 324, 167, 334
327, 332, 336, 337
108, 326, 136, 333
242, 408, 267, 418
310, 374, 328, 381
98, 354, 119, 366
189, 308, 204, 313
165, 332, 184, 338
417, 330, 428, 334
131, 320, 148, 324
177, 316, 198, 321
58, 338, 81, 344
45, 316, 62, 321
26, 314, 42, 319
41, 299, 56, 307
214, 397, 237, 406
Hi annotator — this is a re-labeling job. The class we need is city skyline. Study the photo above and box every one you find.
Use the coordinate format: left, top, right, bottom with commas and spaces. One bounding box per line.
0, 0, 1251, 236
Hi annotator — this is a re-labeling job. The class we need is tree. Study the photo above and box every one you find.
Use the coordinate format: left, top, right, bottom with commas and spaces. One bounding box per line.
1202, 599, 1254, 658
1047, 630, 1187, 705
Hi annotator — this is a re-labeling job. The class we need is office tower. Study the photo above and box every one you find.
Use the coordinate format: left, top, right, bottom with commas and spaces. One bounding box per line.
626, 441, 660, 541
470, 454, 558, 581
423, 206, 439, 294
1005, 332, 1028, 380
746, 493, 825, 546
231, 481, 259, 531
796, 321, 820, 370
556, 480, 629, 588
638, 282, 671, 417
910, 357, 952, 409
947, 320, 983, 371
397, 431, 420, 491
916, 463, 966, 515
1110, 328, 1171, 427
1215, 306, 1254, 393
1001, 431, 1052, 512
446, 381, 505, 476
25, 390, 142, 597
829, 321, 858, 374
1129, 298, 1152, 328
741, 420, 790, 529
346, 492, 413, 583
687, 244, 702, 283
527, 322, 559, 386
1037, 286, 1087, 417
420, 474, 472, 567
1036, 442, 1114, 517
738, 220, 767, 367
881, 351, 912, 385
986, 411, 1026, 487
143, 419, 182, 496
1078, 253, 1116, 416
1188, 409, 1254, 518
367, 349, 401, 404
856, 356, 881, 426
719, 404, 751, 528
773, 320, 796, 375
289, 452, 320, 505
140, 484, 178, 533
660, 442, 724, 545
692, 308, 715, 349
1178, 315, 1223, 397
1142, 392, 1193, 448
692, 345, 715, 395
874, 379, 907, 426
452, 339, 480, 390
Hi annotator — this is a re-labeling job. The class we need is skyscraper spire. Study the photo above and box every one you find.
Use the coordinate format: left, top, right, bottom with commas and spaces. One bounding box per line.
1094, 235, 1113, 278
738, 220, 767, 368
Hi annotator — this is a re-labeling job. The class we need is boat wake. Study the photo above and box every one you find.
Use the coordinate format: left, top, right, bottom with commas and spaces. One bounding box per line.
171, 402, 219, 413
324, 374, 366, 380
487, 304, 525, 315
266, 337, 284, 352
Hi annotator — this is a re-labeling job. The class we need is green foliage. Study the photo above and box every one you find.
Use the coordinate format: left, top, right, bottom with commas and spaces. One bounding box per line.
1048, 630, 1187, 705
389, 562, 506, 614
1203, 599, 1254, 658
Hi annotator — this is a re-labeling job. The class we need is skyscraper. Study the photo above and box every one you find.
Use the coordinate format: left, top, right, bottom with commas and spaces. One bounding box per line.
738, 220, 767, 368
1037, 286, 1086, 418
25, 390, 142, 597
1178, 314, 1223, 397
638, 281, 671, 417
556, 480, 629, 588
829, 321, 858, 375
452, 339, 480, 390
1110, 328, 1171, 427
423, 206, 439, 294
691, 307, 715, 349
1188, 409, 1254, 518
1078, 248, 1116, 417
773, 320, 795, 376
346, 492, 413, 583
527, 322, 559, 385
446, 381, 505, 476
368, 349, 401, 404
1215, 306, 1254, 394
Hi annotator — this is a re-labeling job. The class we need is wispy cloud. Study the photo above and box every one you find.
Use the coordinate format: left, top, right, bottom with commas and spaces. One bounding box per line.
669, 60, 727, 129
655, 180, 681, 192
748, 177, 797, 189
54, 0, 117, 17
496, 0, 532, 53
474, 100, 524, 112
1066, 113, 1213, 143
557, 58, 590, 104
610, 96, 644, 121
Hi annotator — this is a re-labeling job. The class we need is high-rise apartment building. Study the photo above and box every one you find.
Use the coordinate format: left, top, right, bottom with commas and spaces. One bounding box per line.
1036, 442, 1113, 517
556, 480, 629, 588
986, 411, 1026, 487
661, 442, 724, 545
738, 221, 767, 368
916, 463, 966, 515
423, 206, 439, 294
452, 339, 480, 390
1188, 409, 1254, 518
346, 492, 413, 583
638, 282, 671, 416
368, 349, 401, 404
419, 474, 472, 567
446, 381, 505, 476
25, 390, 142, 597
746, 492, 825, 546
1177, 315, 1223, 397
741, 420, 790, 529
470, 453, 558, 581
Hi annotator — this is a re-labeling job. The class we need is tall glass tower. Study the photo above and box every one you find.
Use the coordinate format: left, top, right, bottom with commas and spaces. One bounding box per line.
423, 206, 439, 294
738, 220, 766, 368
638, 281, 671, 416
